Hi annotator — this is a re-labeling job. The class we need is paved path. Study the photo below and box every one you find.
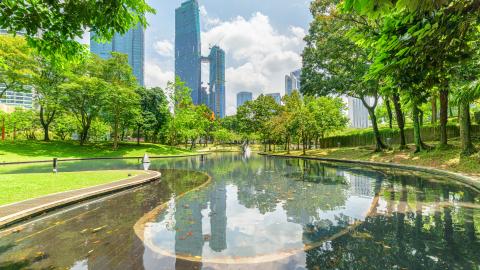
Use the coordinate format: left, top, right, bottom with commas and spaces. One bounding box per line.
0, 170, 161, 229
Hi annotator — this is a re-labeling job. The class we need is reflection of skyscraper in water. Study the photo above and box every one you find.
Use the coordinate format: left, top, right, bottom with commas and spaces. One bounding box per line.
174, 196, 204, 269
209, 182, 227, 252
345, 173, 374, 197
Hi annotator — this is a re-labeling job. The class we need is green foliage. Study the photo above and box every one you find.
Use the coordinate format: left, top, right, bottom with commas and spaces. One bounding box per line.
137, 87, 170, 143
53, 114, 78, 140
0, 35, 36, 98
0, 0, 155, 56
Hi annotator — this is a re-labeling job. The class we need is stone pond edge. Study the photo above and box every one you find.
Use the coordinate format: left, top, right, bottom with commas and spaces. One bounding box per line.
259, 152, 480, 191
0, 170, 161, 230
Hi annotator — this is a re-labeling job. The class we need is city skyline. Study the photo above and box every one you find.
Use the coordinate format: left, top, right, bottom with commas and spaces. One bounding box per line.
78, 0, 309, 116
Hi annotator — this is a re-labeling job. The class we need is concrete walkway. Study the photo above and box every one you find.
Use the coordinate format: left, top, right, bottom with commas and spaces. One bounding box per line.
0, 170, 161, 229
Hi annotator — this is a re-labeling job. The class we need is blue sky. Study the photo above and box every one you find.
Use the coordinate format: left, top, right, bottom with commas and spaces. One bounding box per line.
83, 0, 312, 115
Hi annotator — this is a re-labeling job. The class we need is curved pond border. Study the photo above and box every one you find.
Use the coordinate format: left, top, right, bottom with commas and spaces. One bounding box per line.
133, 172, 380, 265
0, 170, 161, 230
259, 153, 480, 190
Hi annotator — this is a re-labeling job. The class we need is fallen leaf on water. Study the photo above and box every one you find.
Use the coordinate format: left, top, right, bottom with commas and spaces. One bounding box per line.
12, 227, 23, 233
194, 256, 202, 259
92, 225, 108, 233
187, 231, 193, 236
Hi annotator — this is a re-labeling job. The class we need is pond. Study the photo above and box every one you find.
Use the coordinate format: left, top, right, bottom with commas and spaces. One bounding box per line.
0, 153, 480, 269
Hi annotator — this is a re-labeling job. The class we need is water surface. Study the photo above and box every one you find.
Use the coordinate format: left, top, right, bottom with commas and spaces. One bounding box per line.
1, 153, 479, 269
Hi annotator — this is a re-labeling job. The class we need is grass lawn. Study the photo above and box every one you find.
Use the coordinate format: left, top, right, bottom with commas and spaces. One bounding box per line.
0, 170, 146, 206
0, 140, 194, 163
268, 139, 480, 178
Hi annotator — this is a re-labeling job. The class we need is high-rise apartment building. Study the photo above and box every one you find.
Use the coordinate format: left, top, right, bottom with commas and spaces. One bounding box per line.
0, 88, 34, 110
208, 46, 226, 118
90, 24, 145, 86
266, 93, 282, 105
175, 0, 202, 104
347, 97, 371, 128
237, 92, 253, 108
285, 69, 301, 96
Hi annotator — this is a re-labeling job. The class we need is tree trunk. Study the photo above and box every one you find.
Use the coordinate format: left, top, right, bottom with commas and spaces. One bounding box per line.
137, 125, 141, 145
113, 118, 119, 150
392, 91, 407, 149
459, 100, 476, 156
302, 132, 306, 155
39, 106, 55, 142
431, 96, 437, 124
286, 135, 290, 154
439, 89, 449, 147
385, 97, 393, 129
361, 96, 386, 152
419, 109, 424, 127
412, 103, 429, 153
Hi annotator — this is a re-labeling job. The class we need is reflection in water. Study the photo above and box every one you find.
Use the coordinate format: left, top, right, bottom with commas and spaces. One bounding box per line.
0, 153, 479, 270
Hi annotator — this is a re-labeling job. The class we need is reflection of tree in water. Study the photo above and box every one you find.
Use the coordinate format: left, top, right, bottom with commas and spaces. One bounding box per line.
304, 174, 480, 270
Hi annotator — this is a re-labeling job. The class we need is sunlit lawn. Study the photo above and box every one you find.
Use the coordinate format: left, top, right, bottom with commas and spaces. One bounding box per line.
0, 140, 193, 163
0, 170, 146, 206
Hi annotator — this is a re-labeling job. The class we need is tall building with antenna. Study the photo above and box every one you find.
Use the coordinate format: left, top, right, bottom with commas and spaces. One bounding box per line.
175, 0, 226, 117
175, 0, 202, 104
208, 45, 226, 118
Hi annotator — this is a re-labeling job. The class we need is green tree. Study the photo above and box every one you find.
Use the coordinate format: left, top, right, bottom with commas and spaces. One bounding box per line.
34, 57, 68, 141
302, 1, 387, 151
0, 0, 155, 56
137, 87, 170, 143
306, 96, 348, 146
60, 57, 109, 145
53, 113, 77, 140
236, 95, 281, 151
101, 53, 140, 150
0, 35, 36, 98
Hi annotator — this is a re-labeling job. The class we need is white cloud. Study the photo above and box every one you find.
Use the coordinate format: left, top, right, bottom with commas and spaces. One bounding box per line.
153, 40, 174, 57
199, 5, 222, 28
145, 61, 174, 89
201, 12, 306, 115
199, 5, 208, 17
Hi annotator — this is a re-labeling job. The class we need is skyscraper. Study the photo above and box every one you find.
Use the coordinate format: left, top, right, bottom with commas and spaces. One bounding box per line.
347, 97, 371, 128
90, 24, 145, 86
285, 69, 301, 96
208, 46, 226, 118
237, 92, 253, 108
266, 93, 282, 104
175, 0, 202, 104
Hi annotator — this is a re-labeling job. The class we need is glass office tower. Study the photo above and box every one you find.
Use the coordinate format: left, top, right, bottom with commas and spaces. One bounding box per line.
208, 46, 226, 118
266, 93, 282, 104
90, 24, 145, 86
237, 92, 253, 108
285, 69, 301, 96
175, 0, 202, 104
